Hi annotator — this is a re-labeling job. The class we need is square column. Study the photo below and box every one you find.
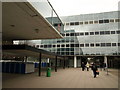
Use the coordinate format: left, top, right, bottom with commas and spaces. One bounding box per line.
39, 53, 41, 76
74, 56, 77, 68
55, 56, 57, 72
104, 56, 108, 68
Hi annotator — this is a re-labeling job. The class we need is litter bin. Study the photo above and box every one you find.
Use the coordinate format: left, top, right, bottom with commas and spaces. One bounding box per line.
46, 67, 51, 77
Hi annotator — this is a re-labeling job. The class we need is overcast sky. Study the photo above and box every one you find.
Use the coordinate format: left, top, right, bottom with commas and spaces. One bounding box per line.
49, 0, 120, 16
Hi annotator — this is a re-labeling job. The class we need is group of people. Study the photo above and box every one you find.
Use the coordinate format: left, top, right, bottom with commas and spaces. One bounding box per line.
81, 62, 90, 71
81, 62, 99, 78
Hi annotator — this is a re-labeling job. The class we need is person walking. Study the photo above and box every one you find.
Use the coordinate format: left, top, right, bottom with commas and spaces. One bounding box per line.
81, 62, 85, 71
91, 63, 98, 78
86, 62, 90, 71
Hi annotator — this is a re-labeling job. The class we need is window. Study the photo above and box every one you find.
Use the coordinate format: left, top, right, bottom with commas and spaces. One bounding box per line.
57, 45, 60, 47
70, 52, 74, 55
99, 20, 104, 24
66, 23, 69, 25
80, 44, 84, 47
36, 45, 39, 48
75, 33, 79, 36
80, 33, 84, 35
85, 32, 89, 35
70, 22, 74, 25
90, 43, 94, 47
94, 20, 98, 24
106, 43, 111, 47
112, 43, 116, 46
90, 32, 94, 35
70, 40, 74, 42
66, 48, 69, 51
96, 43, 100, 47
104, 19, 109, 23
80, 22, 83, 25
44, 45, 47, 48
53, 45, 56, 47
71, 48, 74, 51
70, 44, 74, 47
40, 45, 43, 48
118, 43, 120, 46
111, 31, 115, 34
57, 40, 60, 43
75, 22, 79, 25
84, 21, 88, 24
75, 44, 79, 47
57, 52, 60, 54
61, 48, 65, 51
66, 44, 69, 47
115, 19, 120, 22
61, 52, 65, 55
101, 43, 105, 47
100, 31, 105, 35
61, 40, 65, 43
116, 31, 120, 34
85, 44, 89, 47
66, 33, 69, 36
66, 52, 69, 55
61, 33, 65, 36
70, 33, 74, 36
89, 21, 93, 24
95, 32, 99, 35
48, 45, 52, 48
105, 31, 110, 34
61, 44, 65, 47
53, 23, 58, 27
110, 19, 114, 22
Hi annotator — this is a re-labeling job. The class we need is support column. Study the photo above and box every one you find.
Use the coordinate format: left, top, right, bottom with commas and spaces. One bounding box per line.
24, 56, 27, 63
63, 57, 65, 69
55, 56, 57, 72
78, 56, 82, 67
39, 53, 41, 76
74, 56, 77, 68
111, 60, 113, 68
108, 57, 110, 68
47, 58, 50, 67
104, 56, 108, 68
60, 59, 62, 67
67, 58, 69, 68
80, 57, 82, 67
104, 56, 108, 75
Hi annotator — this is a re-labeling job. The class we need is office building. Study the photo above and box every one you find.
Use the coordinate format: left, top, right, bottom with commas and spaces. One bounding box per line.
35, 11, 120, 68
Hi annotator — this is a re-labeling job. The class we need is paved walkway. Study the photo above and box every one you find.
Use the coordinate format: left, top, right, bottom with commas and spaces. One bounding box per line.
2, 68, 118, 88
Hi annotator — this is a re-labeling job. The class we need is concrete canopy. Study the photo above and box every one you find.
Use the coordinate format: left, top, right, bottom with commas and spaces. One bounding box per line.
2, 2, 63, 40
3, 45, 63, 59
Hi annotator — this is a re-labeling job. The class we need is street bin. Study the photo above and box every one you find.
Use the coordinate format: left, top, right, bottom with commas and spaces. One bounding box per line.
46, 67, 51, 77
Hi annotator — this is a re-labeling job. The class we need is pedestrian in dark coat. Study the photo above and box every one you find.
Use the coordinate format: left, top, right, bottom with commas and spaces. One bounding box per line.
81, 62, 85, 71
91, 63, 98, 78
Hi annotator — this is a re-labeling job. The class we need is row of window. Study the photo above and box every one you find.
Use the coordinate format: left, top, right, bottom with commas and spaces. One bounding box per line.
65, 18, 120, 26
56, 52, 75, 55
79, 43, 120, 47
53, 52, 119, 56
36, 43, 120, 48
56, 52, 120, 56
61, 30, 120, 36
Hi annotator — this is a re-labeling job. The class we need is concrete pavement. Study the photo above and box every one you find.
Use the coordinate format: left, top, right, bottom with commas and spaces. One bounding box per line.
2, 68, 118, 88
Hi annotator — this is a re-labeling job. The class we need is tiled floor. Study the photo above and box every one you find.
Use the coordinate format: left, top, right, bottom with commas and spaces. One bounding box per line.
2, 68, 119, 88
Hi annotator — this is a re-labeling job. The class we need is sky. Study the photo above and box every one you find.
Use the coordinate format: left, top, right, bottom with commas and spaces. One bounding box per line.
49, 0, 120, 16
